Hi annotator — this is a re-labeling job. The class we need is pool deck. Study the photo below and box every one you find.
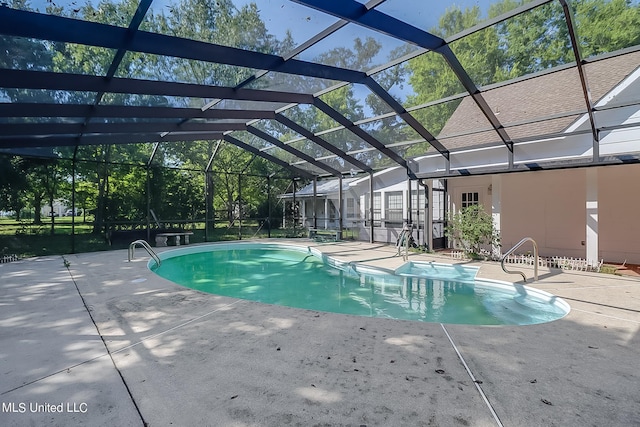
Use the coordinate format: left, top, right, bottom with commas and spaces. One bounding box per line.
1, 239, 639, 426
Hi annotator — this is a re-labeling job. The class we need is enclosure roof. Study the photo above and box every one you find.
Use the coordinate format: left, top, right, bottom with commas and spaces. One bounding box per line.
280, 176, 359, 198
1, 0, 640, 178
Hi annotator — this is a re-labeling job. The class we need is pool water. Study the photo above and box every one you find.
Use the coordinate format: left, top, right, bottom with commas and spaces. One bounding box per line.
151, 244, 569, 325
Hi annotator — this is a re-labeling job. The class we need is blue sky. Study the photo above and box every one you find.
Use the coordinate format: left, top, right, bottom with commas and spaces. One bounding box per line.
24, 0, 503, 42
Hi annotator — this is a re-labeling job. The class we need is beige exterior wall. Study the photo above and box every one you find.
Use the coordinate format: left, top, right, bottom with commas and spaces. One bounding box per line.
495, 165, 640, 264
598, 164, 640, 263
446, 165, 640, 263
500, 170, 586, 258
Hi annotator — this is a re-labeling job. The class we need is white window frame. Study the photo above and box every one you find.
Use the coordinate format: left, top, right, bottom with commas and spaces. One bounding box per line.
461, 191, 480, 209
385, 191, 403, 224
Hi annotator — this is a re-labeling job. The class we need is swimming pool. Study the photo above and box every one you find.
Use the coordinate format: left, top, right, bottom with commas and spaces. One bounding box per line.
150, 243, 570, 325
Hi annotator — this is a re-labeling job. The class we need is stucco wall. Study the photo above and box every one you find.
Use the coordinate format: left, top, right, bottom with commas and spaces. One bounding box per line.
500, 170, 587, 259
498, 165, 640, 264
598, 164, 640, 263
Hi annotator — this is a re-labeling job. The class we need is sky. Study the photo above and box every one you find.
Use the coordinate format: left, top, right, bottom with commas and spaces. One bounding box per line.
21, 0, 503, 43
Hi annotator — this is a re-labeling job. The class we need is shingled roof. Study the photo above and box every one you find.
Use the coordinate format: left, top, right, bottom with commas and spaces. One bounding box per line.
437, 51, 640, 151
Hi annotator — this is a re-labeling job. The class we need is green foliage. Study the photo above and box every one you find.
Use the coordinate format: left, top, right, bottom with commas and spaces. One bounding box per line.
445, 204, 500, 257
0, 156, 28, 214
403, 0, 640, 147
573, 0, 640, 57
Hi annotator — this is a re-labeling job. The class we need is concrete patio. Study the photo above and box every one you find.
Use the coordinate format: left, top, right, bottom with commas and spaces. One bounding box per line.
1, 239, 639, 426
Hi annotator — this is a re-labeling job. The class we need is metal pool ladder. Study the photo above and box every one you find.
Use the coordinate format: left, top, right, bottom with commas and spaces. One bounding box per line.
500, 237, 538, 282
128, 239, 161, 267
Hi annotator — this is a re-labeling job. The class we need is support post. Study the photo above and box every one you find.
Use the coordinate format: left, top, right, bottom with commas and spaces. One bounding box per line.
406, 177, 412, 227
292, 179, 297, 235
313, 177, 317, 229
71, 147, 78, 253
324, 197, 329, 229
146, 166, 151, 243
267, 176, 271, 238
369, 171, 374, 244
211, 171, 216, 237
491, 175, 502, 258
424, 181, 431, 249
204, 171, 209, 241
338, 175, 343, 235
238, 174, 242, 240
586, 168, 599, 263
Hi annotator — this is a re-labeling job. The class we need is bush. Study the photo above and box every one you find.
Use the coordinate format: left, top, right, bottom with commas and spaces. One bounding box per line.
445, 204, 500, 258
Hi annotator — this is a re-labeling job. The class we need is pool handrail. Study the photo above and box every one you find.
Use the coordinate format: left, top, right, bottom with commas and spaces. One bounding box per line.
396, 227, 411, 261
500, 237, 538, 282
128, 239, 161, 267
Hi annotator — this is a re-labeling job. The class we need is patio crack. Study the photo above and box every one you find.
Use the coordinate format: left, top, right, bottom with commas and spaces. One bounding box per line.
440, 323, 504, 427
63, 256, 149, 427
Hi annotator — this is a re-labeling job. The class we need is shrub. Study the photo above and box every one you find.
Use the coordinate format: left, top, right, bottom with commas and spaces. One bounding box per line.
445, 204, 500, 258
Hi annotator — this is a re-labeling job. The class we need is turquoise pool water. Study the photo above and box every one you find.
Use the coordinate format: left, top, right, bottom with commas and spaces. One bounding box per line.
151, 243, 570, 325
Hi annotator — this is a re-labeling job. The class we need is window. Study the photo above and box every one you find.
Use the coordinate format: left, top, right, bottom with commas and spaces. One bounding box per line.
328, 199, 337, 220
346, 198, 356, 219
365, 193, 381, 226
461, 192, 479, 209
411, 190, 425, 224
385, 191, 403, 224
373, 192, 381, 226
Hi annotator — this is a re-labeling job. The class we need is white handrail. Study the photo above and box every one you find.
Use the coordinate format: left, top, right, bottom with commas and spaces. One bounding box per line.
128, 239, 161, 267
396, 226, 412, 261
404, 228, 410, 261
500, 237, 538, 282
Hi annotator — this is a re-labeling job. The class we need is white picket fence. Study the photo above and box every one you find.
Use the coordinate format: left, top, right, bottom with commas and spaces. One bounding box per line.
0, 254, 19, 264
502, 254, 603, 272
449, 251, 603, 272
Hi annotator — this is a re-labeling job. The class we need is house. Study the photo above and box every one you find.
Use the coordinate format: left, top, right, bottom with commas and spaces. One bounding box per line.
281, 51, 640, 264
40, 199, 67, 217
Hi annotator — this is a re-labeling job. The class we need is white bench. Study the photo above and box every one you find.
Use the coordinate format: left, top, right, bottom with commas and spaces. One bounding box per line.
308, 228, 341, 241
155, 232, 194, 247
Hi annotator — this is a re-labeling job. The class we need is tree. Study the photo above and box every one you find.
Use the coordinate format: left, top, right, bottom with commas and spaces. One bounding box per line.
74, 181, 98, 222
209, 144, 256, 224
155, 0, 283, 88
573, 0, 640, 57
22, 157, 65, 233
0, 156, 28, 218
491, 1, 571, 80
407, 6, 501, 107
402, 6, 503, 142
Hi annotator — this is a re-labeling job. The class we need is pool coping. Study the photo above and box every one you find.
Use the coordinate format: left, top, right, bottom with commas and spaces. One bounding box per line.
153, 241, 571, 325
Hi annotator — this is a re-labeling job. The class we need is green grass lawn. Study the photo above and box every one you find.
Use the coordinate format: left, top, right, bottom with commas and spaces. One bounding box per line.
0, 217, 304, 258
